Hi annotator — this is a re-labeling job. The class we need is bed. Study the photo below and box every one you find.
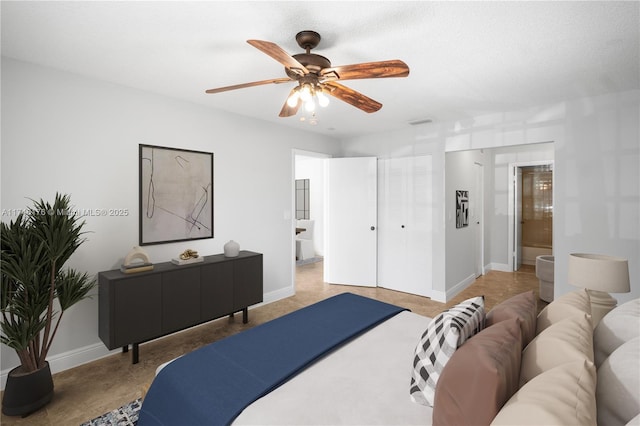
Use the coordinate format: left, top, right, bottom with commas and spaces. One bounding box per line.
235, 310, 432, 425
138, 291, 640, 426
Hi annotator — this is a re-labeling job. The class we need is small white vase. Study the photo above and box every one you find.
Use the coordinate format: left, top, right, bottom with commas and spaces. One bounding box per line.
224, 240, 240, 257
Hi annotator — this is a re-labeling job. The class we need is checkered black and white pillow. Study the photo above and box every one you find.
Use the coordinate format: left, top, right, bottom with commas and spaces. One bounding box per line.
409, 296, 485, 406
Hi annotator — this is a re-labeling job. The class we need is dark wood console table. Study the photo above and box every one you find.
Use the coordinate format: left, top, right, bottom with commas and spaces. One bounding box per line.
98, 250, 263, 364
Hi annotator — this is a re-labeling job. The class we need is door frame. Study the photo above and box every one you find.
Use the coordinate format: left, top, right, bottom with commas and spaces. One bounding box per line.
508, 160, 554, 272
473, 162, 484, 277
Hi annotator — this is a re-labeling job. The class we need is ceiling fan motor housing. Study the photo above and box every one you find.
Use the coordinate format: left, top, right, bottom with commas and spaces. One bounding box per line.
284, 31, 332, 79
286, 53, 331, 78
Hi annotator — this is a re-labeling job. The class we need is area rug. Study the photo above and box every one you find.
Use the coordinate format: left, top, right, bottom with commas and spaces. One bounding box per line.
80, 398, 141, 426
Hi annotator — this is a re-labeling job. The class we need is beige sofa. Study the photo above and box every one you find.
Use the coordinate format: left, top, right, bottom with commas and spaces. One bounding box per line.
432, 289, 640, 426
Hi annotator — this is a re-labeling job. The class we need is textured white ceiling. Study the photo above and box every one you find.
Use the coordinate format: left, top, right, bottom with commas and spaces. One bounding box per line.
2, 1, 638, 139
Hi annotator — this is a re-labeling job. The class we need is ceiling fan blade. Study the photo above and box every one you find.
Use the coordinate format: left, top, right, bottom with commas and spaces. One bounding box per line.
205, 77, 292, 94
322, 82, 382, 113
320, 59, 410, 81
279, 88, 301, 117
247, 40, 309, 76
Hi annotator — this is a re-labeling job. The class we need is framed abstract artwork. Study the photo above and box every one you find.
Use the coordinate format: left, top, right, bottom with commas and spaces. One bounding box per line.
456, 190, 469, 229
139, 144, 213, 245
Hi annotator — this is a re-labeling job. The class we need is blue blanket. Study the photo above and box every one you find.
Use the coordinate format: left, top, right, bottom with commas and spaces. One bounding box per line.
138, 292, 406, 425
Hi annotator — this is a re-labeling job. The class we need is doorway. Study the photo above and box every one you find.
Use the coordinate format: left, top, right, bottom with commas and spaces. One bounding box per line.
509, 161, 554, 271
521, 165, 553, 265
293, 150, 329, 287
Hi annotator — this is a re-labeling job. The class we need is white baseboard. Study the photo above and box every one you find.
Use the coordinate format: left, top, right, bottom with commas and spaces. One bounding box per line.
429, 290, 447, 303
1, 287, 295, 391
445, 273, 476, 302
259, 286, 295, 305
488, 262, 511, 272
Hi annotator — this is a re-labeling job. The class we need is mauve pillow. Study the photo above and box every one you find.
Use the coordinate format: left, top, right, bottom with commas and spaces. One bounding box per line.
486, 290, 537, 348
433, 318, 522, 426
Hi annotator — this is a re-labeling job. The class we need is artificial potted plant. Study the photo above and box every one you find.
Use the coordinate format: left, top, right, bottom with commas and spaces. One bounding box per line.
1, 193, 95, 416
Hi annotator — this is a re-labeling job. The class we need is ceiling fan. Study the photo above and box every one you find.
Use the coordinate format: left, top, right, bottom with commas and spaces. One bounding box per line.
205, 31, 410, 117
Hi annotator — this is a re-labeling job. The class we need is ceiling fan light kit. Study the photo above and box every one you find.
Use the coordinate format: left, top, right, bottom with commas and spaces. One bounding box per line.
286, 80, 330, 112
205, 30, 410, 118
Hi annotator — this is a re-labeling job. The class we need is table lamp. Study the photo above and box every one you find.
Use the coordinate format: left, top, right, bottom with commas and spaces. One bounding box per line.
567, 253, 630, 327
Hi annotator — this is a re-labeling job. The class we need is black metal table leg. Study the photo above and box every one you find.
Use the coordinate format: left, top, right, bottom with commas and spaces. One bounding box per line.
132, 343, 139, 364
243, 308, 248, 324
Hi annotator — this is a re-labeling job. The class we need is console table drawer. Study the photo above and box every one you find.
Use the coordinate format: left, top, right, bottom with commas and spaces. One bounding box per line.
162, 268, 201, 334
200, 262, 234, 321
112, 274, 162, 348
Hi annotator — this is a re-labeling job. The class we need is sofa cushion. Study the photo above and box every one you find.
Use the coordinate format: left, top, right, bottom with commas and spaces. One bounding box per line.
485, 290, 537, 348
409, 296, 485, 406
597, 337, 640, 426
433, 318, 522, 426
536, 288, 591, 335
520, 313, 593, 386
491, 360, 597, 426
593, 298, 640, 367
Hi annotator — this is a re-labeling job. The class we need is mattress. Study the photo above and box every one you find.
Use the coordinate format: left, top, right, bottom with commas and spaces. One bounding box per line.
233, 310, 433, 425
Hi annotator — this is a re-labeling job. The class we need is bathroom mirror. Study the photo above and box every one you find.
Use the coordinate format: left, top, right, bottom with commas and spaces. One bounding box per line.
295, 179, 310, 219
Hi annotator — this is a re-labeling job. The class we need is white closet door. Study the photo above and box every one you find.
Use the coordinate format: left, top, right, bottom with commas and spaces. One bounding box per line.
378, 158, 406, 289
378, 156, 433, 297
324, 157, 377, 287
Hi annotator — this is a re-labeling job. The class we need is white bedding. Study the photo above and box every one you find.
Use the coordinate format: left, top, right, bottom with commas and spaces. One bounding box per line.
233, 310, 433, 425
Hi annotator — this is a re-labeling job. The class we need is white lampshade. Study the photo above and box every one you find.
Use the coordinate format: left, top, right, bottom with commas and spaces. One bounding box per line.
568, 253, 630, 294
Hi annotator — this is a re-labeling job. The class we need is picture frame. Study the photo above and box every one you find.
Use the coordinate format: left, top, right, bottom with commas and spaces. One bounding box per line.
456, 190, 469, 229
139, 144, 213, 245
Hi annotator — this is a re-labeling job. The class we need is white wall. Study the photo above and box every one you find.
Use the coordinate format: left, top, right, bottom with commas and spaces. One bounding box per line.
0, 58, 341, 384
341, 91, 640, 305
445, 150, 485, 295
555, 92, 639, 305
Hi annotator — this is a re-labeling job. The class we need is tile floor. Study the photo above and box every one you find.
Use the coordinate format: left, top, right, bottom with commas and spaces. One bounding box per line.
0, 262, 544, 425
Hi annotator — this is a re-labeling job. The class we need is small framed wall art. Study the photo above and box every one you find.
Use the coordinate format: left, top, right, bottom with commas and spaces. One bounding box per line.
139, 144, 214, 245
456, 190, 469, 229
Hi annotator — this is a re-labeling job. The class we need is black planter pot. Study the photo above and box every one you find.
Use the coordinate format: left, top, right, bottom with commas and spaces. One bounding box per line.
2, 362, 54, 417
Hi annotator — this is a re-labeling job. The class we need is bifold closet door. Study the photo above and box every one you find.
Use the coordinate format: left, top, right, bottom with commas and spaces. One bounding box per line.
378, 156, 433, 297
